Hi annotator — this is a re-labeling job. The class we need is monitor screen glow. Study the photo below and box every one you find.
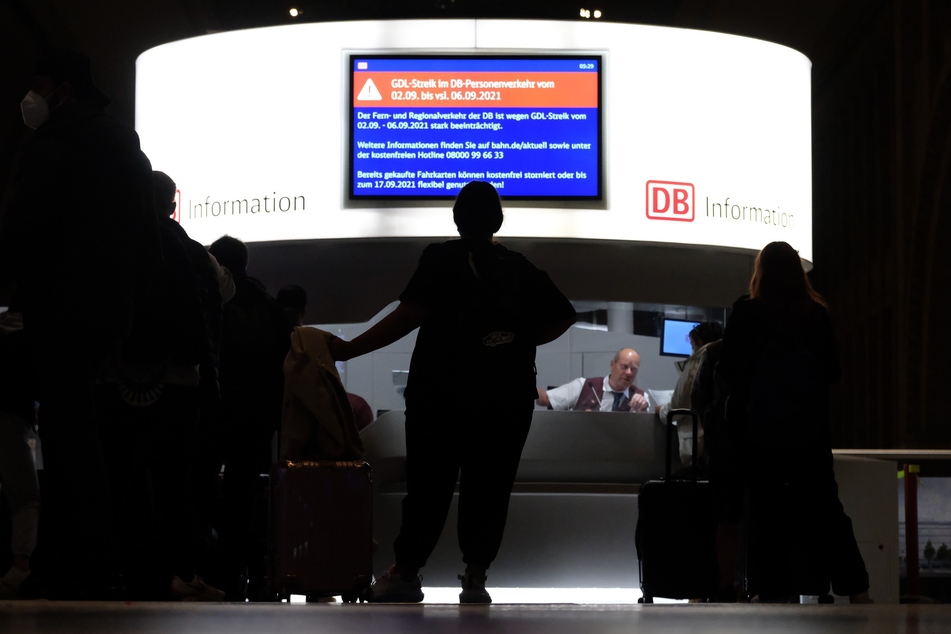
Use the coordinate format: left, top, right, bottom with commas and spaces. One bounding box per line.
660, 318, 700, 357
349, 55, 602, 200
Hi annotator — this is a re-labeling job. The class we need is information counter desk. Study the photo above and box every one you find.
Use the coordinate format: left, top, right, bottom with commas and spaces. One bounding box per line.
360, 410, 898, 601
362, 409, 675, 491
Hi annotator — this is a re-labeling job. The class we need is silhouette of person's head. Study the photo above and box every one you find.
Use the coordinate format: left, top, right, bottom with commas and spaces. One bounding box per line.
750, 241, 824, 307
22, 49, 110, 129
209, 235, 249, 279
277, 284, 307, 326
152, 171, 177, 219
453, 181, 503, 239
34, 48, 110, 106
688, 321, 724, 351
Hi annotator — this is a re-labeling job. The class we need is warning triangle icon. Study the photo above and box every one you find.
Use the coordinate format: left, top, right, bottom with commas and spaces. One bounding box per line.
357, 78, 383, 101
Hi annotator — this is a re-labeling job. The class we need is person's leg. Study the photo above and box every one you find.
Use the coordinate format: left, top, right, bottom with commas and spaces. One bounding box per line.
715, 523, 740, 600
151, 385, 224, 602
188, 382, 226, 589
97, 382, 166, 600
747, 457, 793, 601
192, 379, 224, 537
32, 333, 124, 598
827, 506, 869, 597
709, 447, 744, 600
457, 399, 533, 571
0, 411, 40, 597
219, 414, 259, 600
369, 404, 459, 602
391, 404, 461, 573
807, 456, 869, 598
150, 386, 207, 587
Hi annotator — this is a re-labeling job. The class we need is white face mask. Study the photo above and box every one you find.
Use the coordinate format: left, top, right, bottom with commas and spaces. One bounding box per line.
20, 90, 50, 130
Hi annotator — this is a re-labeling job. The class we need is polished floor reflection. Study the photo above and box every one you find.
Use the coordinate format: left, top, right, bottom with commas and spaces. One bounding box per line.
1, 602, 949, 634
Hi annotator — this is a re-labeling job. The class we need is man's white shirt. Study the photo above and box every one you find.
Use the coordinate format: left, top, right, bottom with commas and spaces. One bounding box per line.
544, 376, 650, 411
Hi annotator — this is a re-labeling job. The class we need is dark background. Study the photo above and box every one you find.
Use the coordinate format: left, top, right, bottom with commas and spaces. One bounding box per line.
1, 0, 949, 450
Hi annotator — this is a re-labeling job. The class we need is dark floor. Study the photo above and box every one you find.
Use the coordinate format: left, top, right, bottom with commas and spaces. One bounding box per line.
1, 602, 950, 634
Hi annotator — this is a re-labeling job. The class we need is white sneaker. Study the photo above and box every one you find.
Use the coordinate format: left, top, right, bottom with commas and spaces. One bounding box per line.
171, 575, 226, 602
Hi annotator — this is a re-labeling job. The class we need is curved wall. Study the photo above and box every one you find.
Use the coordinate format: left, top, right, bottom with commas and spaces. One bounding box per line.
135, 20, 812, 319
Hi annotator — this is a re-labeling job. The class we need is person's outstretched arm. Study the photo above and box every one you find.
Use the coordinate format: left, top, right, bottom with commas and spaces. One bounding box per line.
329, 301, 427, 361
533, 313, 576, 346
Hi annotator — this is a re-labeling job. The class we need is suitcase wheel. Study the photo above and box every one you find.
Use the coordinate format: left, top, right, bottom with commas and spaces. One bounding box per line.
343, 575, 372, 603
265, 581, 290, 603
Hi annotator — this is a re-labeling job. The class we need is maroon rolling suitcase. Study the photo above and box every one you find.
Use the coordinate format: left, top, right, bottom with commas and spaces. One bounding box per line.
267, 460, 373, 602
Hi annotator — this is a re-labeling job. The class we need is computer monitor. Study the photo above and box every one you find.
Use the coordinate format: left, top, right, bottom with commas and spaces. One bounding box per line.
660, 318, 700, 357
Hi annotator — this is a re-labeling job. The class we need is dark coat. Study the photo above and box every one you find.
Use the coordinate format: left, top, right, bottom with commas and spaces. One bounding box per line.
1, 101, 160, 342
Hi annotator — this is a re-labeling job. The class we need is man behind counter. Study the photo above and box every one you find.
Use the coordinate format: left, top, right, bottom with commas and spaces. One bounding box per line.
536, 347, 650, 412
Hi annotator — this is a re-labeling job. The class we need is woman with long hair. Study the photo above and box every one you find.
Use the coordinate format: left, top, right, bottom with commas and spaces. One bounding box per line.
718, 241, 871, 603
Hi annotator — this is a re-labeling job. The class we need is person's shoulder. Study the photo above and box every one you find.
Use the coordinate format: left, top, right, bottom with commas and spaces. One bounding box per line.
166, 221, 205, 254
487, 241, 526, 261
807, 299, 830, 317
731, 294, 754, 309
64, 105, 136, 140
420, 239, 462, 258
233, 277, 270, 301
730, 295, 764, 320
413, 241, 457, 271
700, 339, 723, 355
804, 300, 834, 331
551, 376, 586, 390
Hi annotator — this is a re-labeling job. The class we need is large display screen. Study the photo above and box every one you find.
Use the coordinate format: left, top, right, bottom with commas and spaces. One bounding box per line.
349, 55, 602, 199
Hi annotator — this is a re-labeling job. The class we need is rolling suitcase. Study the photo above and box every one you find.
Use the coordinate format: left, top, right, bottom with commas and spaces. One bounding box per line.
267, 459, 373, 602
635, 408, 719, 603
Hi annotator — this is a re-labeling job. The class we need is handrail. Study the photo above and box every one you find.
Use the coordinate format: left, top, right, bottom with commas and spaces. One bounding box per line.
832, 449, 951, 461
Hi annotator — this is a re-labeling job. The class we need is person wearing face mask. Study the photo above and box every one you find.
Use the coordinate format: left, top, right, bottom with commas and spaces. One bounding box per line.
0, 48, 161, 599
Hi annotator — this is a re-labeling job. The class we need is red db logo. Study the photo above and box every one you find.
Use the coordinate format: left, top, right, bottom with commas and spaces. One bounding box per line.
646, 181, 694, 222
172, 189, 182, 223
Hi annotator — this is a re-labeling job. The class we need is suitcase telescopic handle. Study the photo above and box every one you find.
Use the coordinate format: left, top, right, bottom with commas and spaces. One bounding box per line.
665, 408, 699, 481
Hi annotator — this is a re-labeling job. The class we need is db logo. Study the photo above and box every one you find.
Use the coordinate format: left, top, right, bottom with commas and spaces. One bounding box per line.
172, 189, 182, 223
646, 181, 694, 222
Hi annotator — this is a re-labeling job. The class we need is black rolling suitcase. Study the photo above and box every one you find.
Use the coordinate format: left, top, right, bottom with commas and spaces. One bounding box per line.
267, 460, 373, 602
635, 408, 718, 603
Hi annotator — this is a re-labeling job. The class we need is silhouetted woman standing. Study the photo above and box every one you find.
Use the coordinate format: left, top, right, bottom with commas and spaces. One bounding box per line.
718, 241, 870, 603
330, 181, 575, 603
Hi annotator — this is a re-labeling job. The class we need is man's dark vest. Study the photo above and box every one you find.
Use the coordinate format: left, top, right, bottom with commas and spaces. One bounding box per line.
574, 377, 645, 411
